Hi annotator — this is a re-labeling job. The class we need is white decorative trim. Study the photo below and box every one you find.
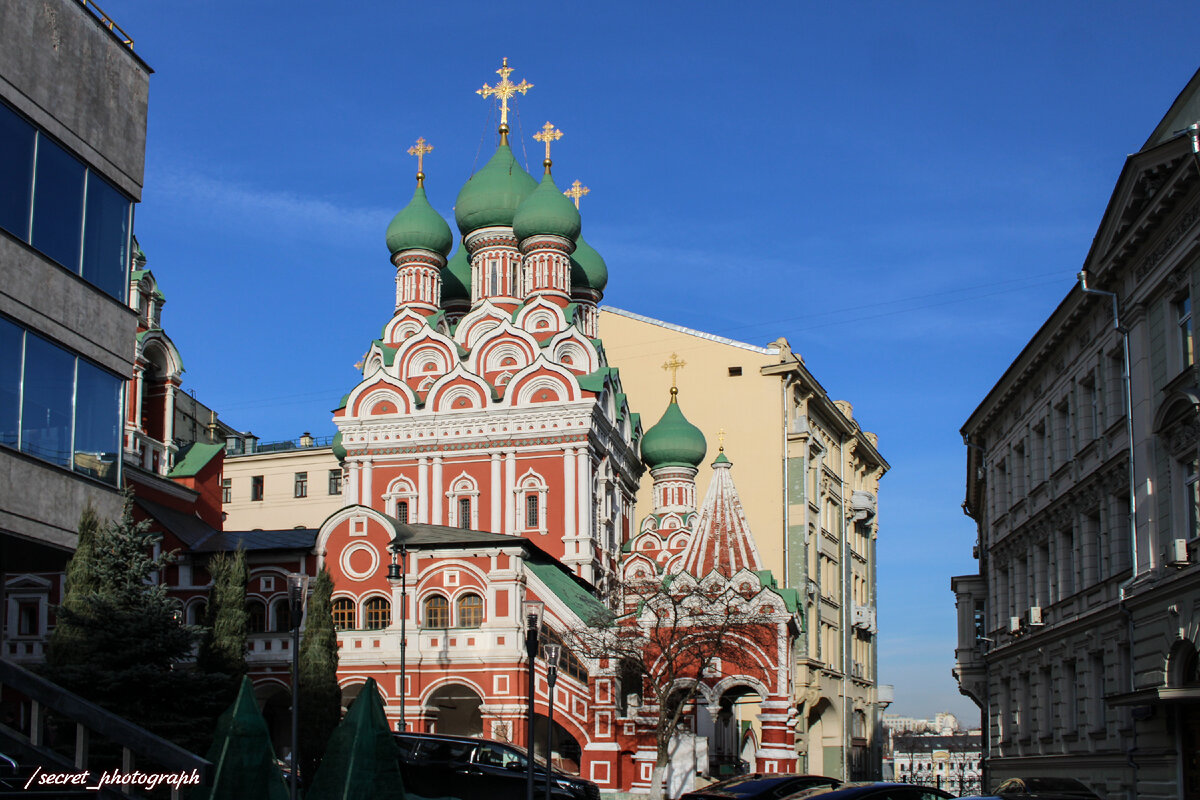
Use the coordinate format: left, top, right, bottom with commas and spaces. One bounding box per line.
340, 542, 380, 581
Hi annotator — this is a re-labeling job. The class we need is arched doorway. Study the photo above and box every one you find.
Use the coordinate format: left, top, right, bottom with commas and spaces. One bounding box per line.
340, 682, 366, 716
806, 698, 838, 779
256, 683, 292, 760
530, 715, 583, 775
710, 686, 762, 778
423, 684, 483, 736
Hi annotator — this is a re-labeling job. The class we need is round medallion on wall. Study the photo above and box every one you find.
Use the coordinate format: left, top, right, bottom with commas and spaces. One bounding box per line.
341, 542, 380, 581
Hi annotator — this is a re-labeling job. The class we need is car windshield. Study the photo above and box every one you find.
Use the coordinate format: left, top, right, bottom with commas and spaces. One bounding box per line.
1022, 778, 1092, 792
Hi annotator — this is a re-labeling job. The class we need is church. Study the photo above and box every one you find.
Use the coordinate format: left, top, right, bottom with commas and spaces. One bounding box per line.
311, 58, 801, 791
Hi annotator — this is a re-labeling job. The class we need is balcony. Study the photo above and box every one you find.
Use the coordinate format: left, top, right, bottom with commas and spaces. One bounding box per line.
950, 574, 987, 707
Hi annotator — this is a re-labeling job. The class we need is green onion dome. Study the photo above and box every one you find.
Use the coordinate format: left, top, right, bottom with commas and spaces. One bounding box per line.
570, 233, 608, 293
513, 171, 581, 242
331, 430, 347, 462
640, 391, 707, 470
441, 246, 471, 303
454, 142, 537, 235
386, 184, 453, 258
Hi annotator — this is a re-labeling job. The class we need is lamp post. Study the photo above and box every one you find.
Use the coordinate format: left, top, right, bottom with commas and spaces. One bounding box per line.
523, 600, 544, 800
286, 572, 310, 800
543, 643, 561, 800
388, 523, 416, 731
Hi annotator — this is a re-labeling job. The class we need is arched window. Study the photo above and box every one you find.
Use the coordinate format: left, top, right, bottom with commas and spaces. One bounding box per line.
540, 629, 588, 683
246, 600, 267, 633
456, 593, 484, 627
272, 598, 291, 632
364, 597, 391, 630
331, 597, 356, 630
187, 600, 207, 626
517, 470, 548, 533
424, 595, 449, 628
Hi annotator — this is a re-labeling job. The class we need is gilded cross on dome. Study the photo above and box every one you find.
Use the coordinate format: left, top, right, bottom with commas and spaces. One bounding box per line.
533, 121, 563, 169
564, 180, 589, 209
407, 137, 433, 185
662, 353, 686, 394
717, 428, 727, 451
476, 57, 533, 128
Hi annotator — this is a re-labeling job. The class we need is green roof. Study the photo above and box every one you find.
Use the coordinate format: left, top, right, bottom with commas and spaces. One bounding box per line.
385, 183, 453, 258
513, 171, 581, 242
370, 339, 399, 367
570, 233, 608, 292
441, 247, 471, 304
526, 560, 612, 625
454, 141, 537, 235
168, 442, 224, 478
578, 366, 619, 393
641, 393, 706, 469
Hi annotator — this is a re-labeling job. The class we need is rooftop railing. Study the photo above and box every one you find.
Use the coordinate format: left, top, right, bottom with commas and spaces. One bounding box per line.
77, 0, 134, 50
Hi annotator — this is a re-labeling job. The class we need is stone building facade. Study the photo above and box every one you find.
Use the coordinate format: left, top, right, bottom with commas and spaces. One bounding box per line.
954, 67, 1200, 799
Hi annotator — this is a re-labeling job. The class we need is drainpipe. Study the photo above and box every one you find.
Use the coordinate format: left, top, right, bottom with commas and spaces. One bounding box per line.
839, 430, 849, 782
1077, 270, 1139, 797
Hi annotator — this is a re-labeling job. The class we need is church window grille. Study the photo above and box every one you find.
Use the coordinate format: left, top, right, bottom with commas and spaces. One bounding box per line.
456, 593, 484, 627
294, 471, 308, 498
251, 476, 264, 501
221, 478, 231, 503
397, 500, 409, 524
488, 260, 500, 296
246, 600, 267, 633
424, 595, 450, 628
332, 597, 356, 630
526, 494, 539, 528
458, 498, 471, 529
329, 469, 343, 495
364, 597, 391, 630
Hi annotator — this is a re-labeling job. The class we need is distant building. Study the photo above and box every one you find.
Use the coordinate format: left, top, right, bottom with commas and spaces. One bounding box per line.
888, 732, 982, 796
953, 67, 1200, 800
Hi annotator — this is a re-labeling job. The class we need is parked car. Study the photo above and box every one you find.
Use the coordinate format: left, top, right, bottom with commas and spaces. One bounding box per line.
780, 782, 957, 800
681, 772, 840, 800
393, 731, 600, 800
963, 777, 1102, 800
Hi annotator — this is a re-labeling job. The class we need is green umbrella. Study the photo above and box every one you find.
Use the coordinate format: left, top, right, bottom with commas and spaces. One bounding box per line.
305, 678, 406, 800
193, 675, 288, 800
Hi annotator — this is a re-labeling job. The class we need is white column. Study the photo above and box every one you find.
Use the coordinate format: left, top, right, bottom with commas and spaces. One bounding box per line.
132, 366, 144, 426
563, 448, 576, 540
348, 459, 360, 504
164, 382, 177, 447
418, 457, 430, 523
362, 458, 373, 508
504, 450, 516, 535
576, 447, 591, 550
432, 456, 444, 526
490, 452, 502, 533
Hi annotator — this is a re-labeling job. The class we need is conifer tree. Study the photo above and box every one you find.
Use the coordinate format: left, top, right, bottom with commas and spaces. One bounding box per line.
198, 548, 249, 680
43, 491, 218, 753
297, 567, 341, 785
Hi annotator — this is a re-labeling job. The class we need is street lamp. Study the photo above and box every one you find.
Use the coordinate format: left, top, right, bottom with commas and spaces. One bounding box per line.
286, 572, 310, 800
543, 643, 561, 800
523, 599, 544, 800
388, 523, 416, 731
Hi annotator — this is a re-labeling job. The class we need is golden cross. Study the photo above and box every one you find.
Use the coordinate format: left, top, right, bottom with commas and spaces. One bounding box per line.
662, 352, 686, 392
476, 57, 532, 128
717, 428, 727, 450
564, 180, 589, 209
533, 121, 563, 166
407, 137, 433, 184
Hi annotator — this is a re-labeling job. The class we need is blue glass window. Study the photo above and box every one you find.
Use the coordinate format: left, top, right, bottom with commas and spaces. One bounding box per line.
74, 360, 122, 485
0, 103, 34, 239
30, 136, 85, 271
82, 172, 130, 300
0, 318, 21, 447
21, 333, 76, 467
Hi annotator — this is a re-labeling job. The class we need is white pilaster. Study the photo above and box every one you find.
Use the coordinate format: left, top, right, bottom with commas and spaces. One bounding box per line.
577, 447, 591, 547
348, 459, 360, 504
491, 452, 502, 533
504, 450, 516, 535
432, 456, 444, 526
418, 457, 430, 523
564, 448, 576, 540
362, 458, 373, 508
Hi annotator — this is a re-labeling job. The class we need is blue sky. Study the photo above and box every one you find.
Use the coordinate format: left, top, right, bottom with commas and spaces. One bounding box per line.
108, 0, 1200, 721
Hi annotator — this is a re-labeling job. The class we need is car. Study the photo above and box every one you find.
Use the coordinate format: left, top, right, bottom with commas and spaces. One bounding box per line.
680, 772, 841, 800
393, 731, 600, 800
780, 782, 957, 800
962, 777, 1102, 800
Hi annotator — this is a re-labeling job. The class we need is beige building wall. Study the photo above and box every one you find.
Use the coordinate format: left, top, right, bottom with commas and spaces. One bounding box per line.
222, 446, 343, 530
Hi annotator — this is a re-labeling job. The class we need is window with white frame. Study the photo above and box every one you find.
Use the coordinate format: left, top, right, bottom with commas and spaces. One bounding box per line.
1178, 293, 1194, 371
517, 470, 548, 533
447, 474, 478, 530
1185, 456, 1200, 541
384, 477, 418, 522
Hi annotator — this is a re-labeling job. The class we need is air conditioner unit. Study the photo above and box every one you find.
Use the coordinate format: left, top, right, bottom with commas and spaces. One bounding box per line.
1027, 606, 1044, 626
1008, 616, 1022, 634
1168, 538, 1190, 567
